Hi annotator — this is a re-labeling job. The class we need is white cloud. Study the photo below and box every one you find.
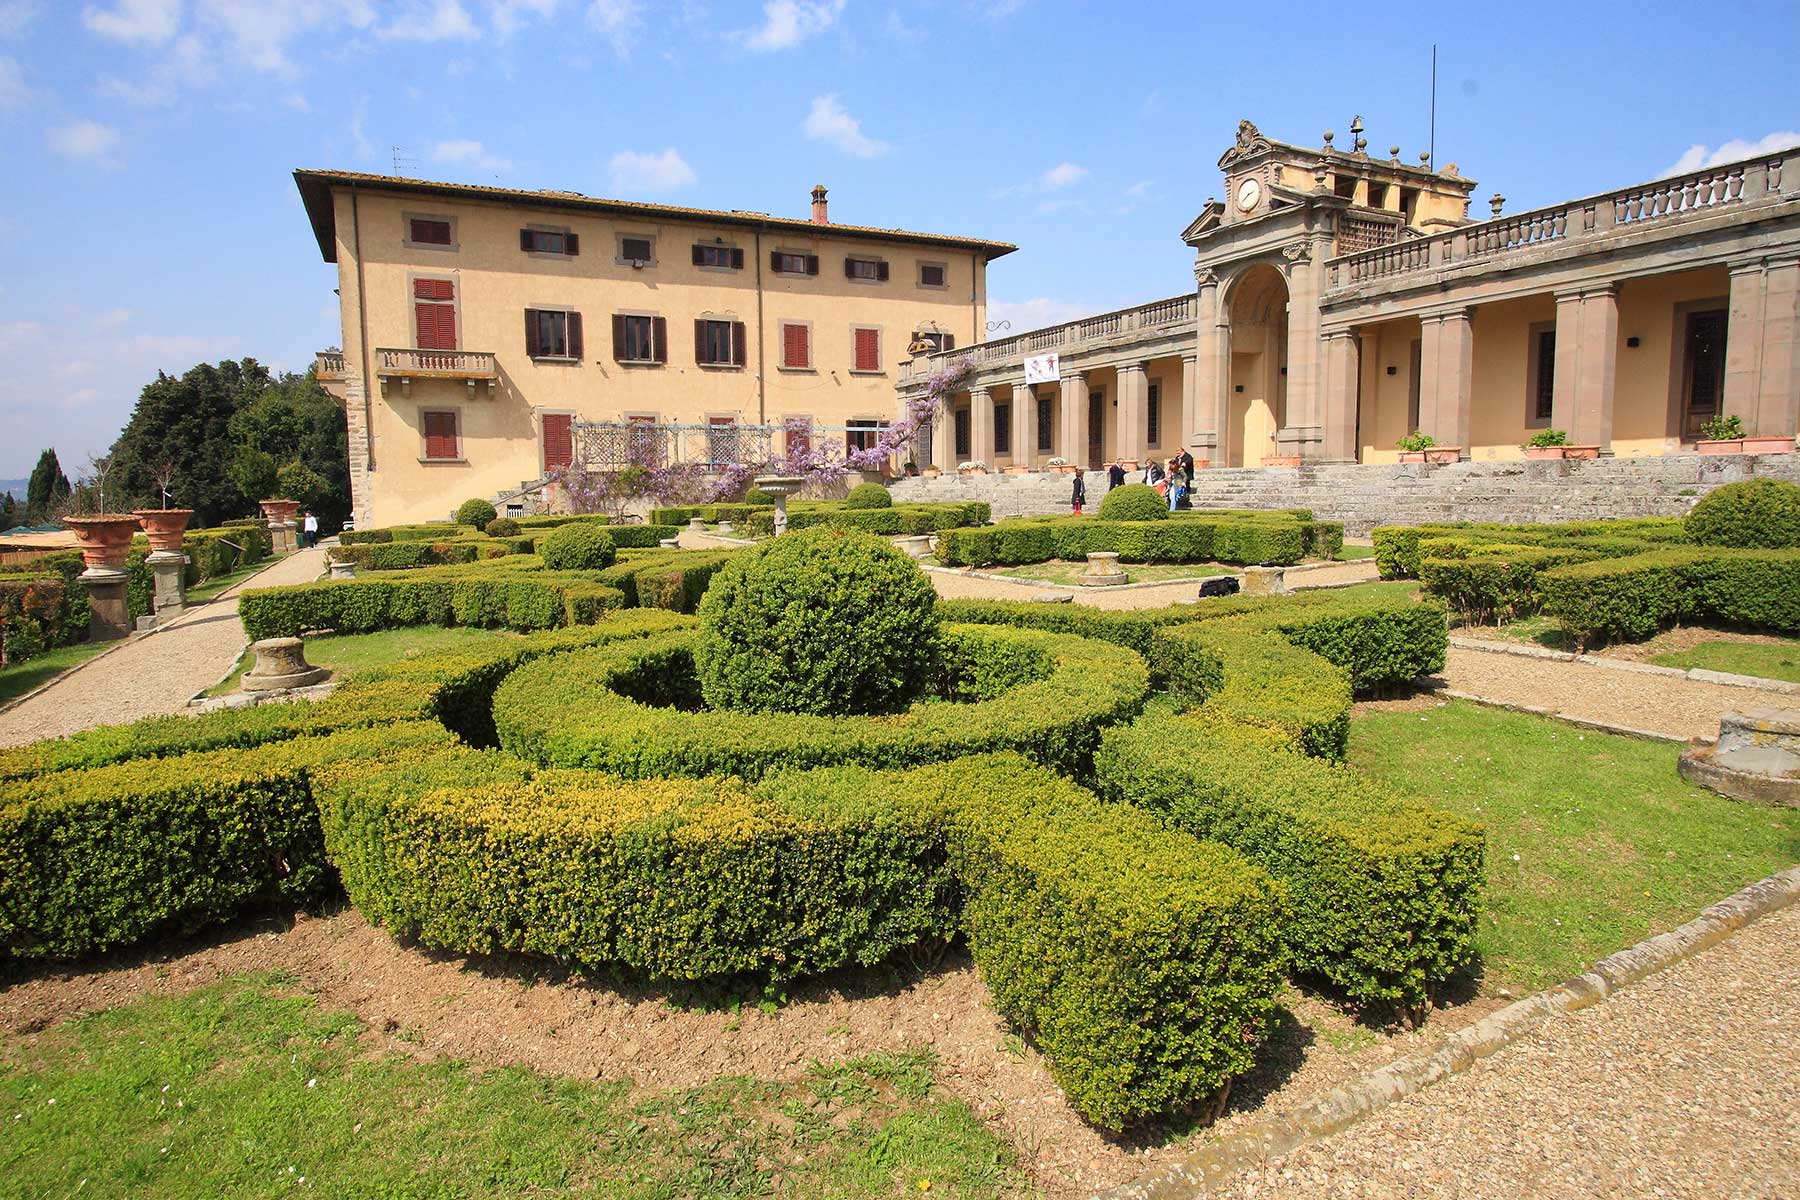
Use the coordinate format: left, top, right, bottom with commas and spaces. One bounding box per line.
47, 119, 121, 164
82, 0, 181, 45
378, 0, 477, 42
803, 94, 889, 158
742, 0, 843, 51
1663, 130, 1800, 178
609, 147, 696, 194
0, 1, 41, 38
0, 54, 25, 111
348, 98, 375, 161
1041, 162, 1088, 190
986, 297, 1091, 335
97, 32, 210, 106
586, 0, 638, 55
490, 0, 559, 35
432, 138, 512, 173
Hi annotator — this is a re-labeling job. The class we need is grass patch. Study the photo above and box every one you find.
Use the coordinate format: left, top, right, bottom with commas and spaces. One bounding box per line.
0, 975, 1029, 1199
990, 560, 1231, 586
1334, 543, 1376, 560
0, 641, 112, 707
205, 626, 523, 697
1648, 638, 1800, 684
1350, 699, 1800, 992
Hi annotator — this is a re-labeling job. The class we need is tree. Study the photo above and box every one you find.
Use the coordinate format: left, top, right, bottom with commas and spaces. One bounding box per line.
276, 460, 328, 510
25, 448, 70, 521
229, 446, 278, 506
109, 359, 272, 526
0, 492, 17, 533
229, 370, 352, 529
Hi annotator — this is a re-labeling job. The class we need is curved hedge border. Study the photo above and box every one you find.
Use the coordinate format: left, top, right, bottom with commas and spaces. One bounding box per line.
493, 623, 1148, 779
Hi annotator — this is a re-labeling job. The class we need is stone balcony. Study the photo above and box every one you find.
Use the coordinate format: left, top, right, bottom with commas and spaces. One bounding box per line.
373, 347, 499, 399
898, 293, 1196, 393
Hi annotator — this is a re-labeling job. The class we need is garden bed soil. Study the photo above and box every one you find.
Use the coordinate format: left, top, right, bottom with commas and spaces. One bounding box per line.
0, 905, 1503, 1198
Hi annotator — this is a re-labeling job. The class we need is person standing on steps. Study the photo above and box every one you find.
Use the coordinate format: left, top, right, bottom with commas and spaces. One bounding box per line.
1107, 459, 1125, 490
1071, 472, 1087, 515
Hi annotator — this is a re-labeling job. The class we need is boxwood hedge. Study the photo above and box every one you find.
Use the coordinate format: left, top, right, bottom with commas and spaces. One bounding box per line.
936, 513, 1312, 567
1539, 546, 1800, 646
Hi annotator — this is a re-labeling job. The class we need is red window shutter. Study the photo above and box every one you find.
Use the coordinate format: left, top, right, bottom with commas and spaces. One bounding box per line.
731, 321, 747, 366
424, 412, 458, 459
652, 317, 668, 364
783, 324, 810, 368
730, 247, 744, 270
542, 414, 574, 471
436, 303, 457, 350
564, 232, 578, 256
612, 314, 628, 362
806, 254, 819, 276
524, 309, 541, 357
854, 328, 879, 372
413, 278, 453, 301
567, 312, 583, 359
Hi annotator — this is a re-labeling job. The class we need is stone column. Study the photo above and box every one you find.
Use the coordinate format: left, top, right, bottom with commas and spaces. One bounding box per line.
1278, 241, 1327, 460
1060, 372, 1090, 467
1179, 352, 1200, 463
968, 387, 995, 467
1552, 286, 1619, 450
1116, 361, 1149, 467
341, 376, 375, 530
930, 396, 955, 470
147, 552, 189, 622
1193, 268, 1228, 462
1418, 307, 1473, 452
1320, 328, 1361, 462
1726, 257, 1800, 439
1011, 383, 1034, 467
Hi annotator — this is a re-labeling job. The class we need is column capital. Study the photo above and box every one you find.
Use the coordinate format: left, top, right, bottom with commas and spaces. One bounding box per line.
1553, 283, 1619, 302
1180, 352, 1198, 365
1420, 304, 1473, 325
968, 385, 993, 399
1194, 265, 1219, 288
1728, 255, 1800, 275
1117, 360, 1150, 377
1321, 326, 1359, 342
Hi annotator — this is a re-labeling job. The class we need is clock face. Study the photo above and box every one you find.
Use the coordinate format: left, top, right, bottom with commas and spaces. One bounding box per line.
1235, 177, 1261, 212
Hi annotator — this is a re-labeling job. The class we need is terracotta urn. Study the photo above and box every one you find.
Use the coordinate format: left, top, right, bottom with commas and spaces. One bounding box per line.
921, 466, 942, 479
64, 514, 142, 572
259, 498, 301, 522
134, 508, 194, 553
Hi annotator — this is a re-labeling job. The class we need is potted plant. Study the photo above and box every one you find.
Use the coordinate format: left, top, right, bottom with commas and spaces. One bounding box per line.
957, 460, 989, 476
1522, 428, 1600, 460
1396, 430, 1459, 464
1001, 462, 1033, 474
1744, 433, 1797, 454
920, 464, 942, 479
1696, 414, 1745, 455
1046, 455, 1079, 475
133, 507, 194, 553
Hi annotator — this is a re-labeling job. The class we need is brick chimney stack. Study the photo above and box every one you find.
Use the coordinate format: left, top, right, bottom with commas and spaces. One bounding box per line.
810, 184, 829, 224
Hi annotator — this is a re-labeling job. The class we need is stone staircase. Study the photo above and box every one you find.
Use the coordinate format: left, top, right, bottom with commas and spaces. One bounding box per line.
891, 454, 1800, 535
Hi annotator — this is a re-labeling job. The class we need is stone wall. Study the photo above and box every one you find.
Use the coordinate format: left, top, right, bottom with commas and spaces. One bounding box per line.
891, 455, 1800, 536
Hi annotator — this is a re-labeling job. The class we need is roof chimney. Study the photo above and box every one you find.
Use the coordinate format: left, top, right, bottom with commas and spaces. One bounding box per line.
810, 183, 829, 224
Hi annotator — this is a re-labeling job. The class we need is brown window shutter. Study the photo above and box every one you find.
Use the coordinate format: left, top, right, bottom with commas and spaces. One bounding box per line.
770, 250, 782, 272
414, 278, 453, 300
567, 311, 583, 359
542, 414, 574, 471
652, 317, 667, 364
612, 314, 627, 362
520, 229, 534, 252
877, 261, 889, 282
692, 244, 705, 267
524, 309, 541, 357
694, 319, 707, 363
806, 254, 819, 276
730, 247, 744, 270
732, 321, 746, 366
943, 334, 956, 351
564, 232, 579, 256
844, 257, 855, 279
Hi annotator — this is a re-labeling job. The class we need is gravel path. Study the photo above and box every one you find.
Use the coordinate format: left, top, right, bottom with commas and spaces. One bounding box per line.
1440, 645, 1796, 741
1210, 901, 1800, 1199
0, 548, 327, 748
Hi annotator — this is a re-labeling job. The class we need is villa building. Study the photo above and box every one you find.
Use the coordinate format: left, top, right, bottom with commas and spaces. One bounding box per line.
296, 169, 1013, 527
903, 120, 1800, 472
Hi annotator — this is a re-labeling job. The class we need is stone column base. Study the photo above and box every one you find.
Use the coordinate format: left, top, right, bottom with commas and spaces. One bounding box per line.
81, 567, 132, 641
148, 550, 189, 622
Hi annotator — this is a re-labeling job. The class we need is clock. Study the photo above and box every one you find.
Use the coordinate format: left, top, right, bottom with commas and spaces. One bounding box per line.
1235, 177, 1262, 212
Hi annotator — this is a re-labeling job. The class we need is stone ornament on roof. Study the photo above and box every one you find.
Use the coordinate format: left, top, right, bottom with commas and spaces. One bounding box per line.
1218, 119, 1275, 169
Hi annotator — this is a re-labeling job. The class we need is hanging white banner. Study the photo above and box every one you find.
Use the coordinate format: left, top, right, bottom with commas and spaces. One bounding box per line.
1023, 352, 1061, 385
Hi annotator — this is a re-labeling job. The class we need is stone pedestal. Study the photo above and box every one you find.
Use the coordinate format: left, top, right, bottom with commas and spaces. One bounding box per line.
1678, 708, 1800, 807
1241, 565, 1288, 596
716, 520, 734, 533
328, 559, 357, 581
753, 475, 805, 536
82, 567, 132, 642
259, 499, 302, 554
242, 637, 330, 692
147, 550, 189, 622
688, 517, 706, 532
894, 535, 934, 558
1078, 551, 1129, 587
659, 538, 681, 549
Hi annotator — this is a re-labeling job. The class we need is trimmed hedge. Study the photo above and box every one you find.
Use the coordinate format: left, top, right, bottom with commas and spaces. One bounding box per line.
937, 514, 1310, 567
1539, 547, 1800, 646
539, 522, 617, 571
591, 549, 742, 613
455, 498, 498, 528
494, 623, 1149, 779
239, 573, 626, 639
844, 482, 893, 510
1098, 483, 1168, 522
484, 517, 521, 537
739, 501, 989, 539
1417, 542, 1602, 623
1686, 479, 1800, 549
1372, 517, 1687, 580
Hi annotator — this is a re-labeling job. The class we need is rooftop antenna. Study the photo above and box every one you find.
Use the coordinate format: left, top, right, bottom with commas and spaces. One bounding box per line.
390, 146, 419, 177
1428, 44, 1438, 170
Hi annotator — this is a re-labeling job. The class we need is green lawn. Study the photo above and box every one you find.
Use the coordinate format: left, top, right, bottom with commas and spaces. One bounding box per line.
0, 641, 112, 707
1350, 699, 1800, 992
0, 975, 1028, 1200
187, 561, 274, 604
991, 560, 1231, 586
1649, 638, 1800, 684
1335, 543, 1376, 560
206, 626, 522, 696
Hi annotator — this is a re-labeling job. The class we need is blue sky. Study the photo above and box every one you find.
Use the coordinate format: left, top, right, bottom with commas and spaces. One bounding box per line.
1, 0, 1796, 480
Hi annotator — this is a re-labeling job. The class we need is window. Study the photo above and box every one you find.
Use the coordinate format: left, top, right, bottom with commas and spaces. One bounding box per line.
851, 326, 881, 373
1333, 175, 1357, 201
406, 215, 454, 248
784, 418, 812, 457
413, 278, 457, 351
612, 314, 666, 364
914, 330, 956, 353
692, 243, 745, 270
954, 407, 971, 459
1527, 324, 1556, 426
1366, 181, 1390, 209
844, 256, 888, 282
1147, 382, 1162, 447
520, 227, 578, 255
847, 419, 886, 454
422, 410, 460, 461
1036, 393, 1053, 452
616, 235, 654, 265
780, 322, 811, 369
695, 318, 746, 367
918, 262, 947, 288
525, 308, 583, 359
994, 402, 1011, 456
771, 250, 820, 276
542, 413, 574, 473
626, 413, 662, 466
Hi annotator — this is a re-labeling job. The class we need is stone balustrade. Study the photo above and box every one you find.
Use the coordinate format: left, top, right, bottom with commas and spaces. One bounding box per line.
898, 293, 1196, 387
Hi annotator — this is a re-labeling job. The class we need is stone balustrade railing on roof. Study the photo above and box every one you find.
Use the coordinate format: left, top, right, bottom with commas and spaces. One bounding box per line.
1327, 149, 1796, 292
899, 293, 1195, 386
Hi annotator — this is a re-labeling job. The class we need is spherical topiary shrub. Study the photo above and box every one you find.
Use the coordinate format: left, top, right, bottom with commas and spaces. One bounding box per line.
484, 516, 521, 538
695, 525, 938, 716
844, 482, 893, 510
456, 498, 498, 528
1098, 482, 1169, 522
1686, 479, 1800, 548
742, 488, 777, 507
540, 521, 617, 570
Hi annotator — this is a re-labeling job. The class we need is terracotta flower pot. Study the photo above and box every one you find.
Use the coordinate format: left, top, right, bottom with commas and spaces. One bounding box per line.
259, 498, 301, 522
1524, 446, 1565, 459
133, 508, 194, 553
1001, 465, 1032, 475
1262, 454, 1303, 468
1053, 464, 1081, 474
1423, 447, 1461, 464
1696, 439, 1744, 456
1561, 445, 1601, 460
920, 467, 942, 478
1742, 436, 1796, 455
1398, 451, 1426, 463
64, 514, 142, 572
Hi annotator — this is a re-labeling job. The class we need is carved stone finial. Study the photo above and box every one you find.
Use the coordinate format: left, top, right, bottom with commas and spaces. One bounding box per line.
1323, 131, 1335, 149
1490, 193, 1506, 217
1389, 145, 1401, 163
1420, 151, 1432, 166
1235, 119, 1262, 151
1313, 157, 1329, 189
